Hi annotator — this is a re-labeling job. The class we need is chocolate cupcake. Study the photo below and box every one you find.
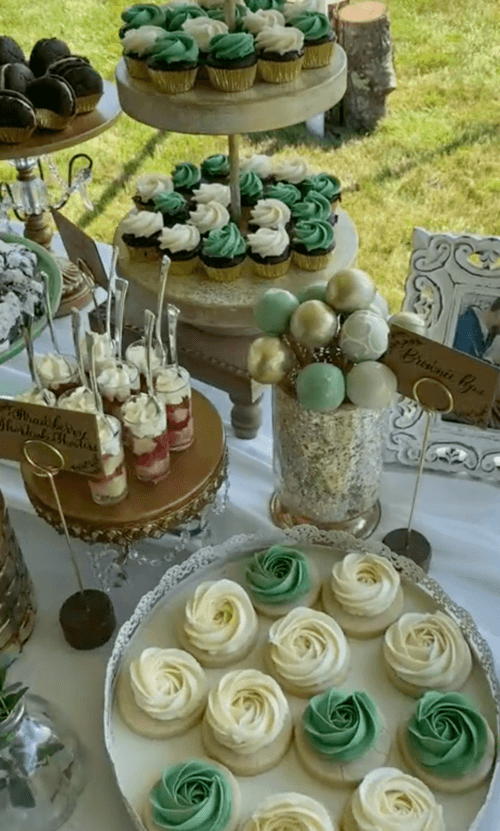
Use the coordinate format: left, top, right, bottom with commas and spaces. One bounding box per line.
26, 75, 76, 131
239, 169, 264, 218
49, 56, 103, 114
29, 38, 70, 77
152, 190, 189, 226
146, 32, 199, 94
0, 36, 26, 66
201, 153, 230, 184
172, 161, 201, 198
0, 63, 34, 95
207, 32, 257, 93
0, 89, 36, 143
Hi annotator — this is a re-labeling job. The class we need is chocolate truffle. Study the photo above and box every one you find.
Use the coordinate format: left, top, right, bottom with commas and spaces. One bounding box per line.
49, 56, 103, 114
29, 37, 70, 77
26, 75, 75, 130
0, 62, 34, 94
0, 36, 26, 66
0, 89, 36, 143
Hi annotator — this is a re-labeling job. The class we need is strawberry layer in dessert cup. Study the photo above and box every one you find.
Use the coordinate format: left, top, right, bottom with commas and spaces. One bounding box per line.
34, 353, 80, 396
121, 392, 170, 484
88, 414, 128, 506
154, 365, 194, 451
97, 360, 140, 418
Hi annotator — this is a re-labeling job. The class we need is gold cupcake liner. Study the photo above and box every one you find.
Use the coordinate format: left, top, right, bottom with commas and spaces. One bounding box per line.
0, 125, 35, 144
203, 261, 245, 282
251, 256, 291, 279
303, 40, 335, 70
75, 92, 103, 115
35, 109, 74, 131
126, 243, 161, 264
257, 56, 304, 84
207, 64, 256, 92
168, 255, 199, 276
148, 67, 198, 94
125, 55, 150, 81
292, 249, 332, 271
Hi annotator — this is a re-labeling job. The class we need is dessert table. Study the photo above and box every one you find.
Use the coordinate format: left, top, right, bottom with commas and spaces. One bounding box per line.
0, 245, 499, 830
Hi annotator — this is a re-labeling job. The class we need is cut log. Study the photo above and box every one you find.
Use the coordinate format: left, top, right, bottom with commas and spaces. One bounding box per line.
334, 1, 396, 133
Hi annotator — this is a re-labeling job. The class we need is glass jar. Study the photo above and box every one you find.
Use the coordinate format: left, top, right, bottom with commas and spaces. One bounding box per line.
33, 353, 79, 397
124, 339, 164, 386
88, 414, 128, 506
154, 365, 194, 451
0, 695, 86, 831
97, 360, 140, 419
121, 393, 170, 484
0, 490, 36, 652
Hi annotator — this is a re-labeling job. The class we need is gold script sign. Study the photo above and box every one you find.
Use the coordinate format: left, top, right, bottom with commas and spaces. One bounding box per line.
0, 398, 103, 474
382, 326, 500, 428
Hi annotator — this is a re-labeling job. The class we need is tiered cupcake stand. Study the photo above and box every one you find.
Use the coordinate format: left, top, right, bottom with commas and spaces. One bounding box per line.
114, 35, 357, 437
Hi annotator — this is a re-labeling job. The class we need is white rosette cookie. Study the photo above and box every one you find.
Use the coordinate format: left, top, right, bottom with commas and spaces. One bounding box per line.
383, 610, 473, 696
321, 552, 404, 638
201, 668, 293, 775
116, 647, 207, 738
241, 793, 335, 831
340, 767, 445, 831
178, 579, 259, 668
265, 607, 350, 697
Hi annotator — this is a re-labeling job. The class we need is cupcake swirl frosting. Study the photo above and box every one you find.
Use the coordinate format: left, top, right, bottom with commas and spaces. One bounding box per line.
189, 201, 230, 234
136, 173, 173, 201
209, 32, 256, 62
330, 552, 401, 617
283, 0, 319, 20
121, 3, 168, 32
247, 226, 289, 257
201, 153, 231, 178
183, 579, 257, 657
240, 154, 273, 179
293, 11, 331, 41
202, 223, 247, 259
292, 192, 331, 222
246, 0, 285, 11
265, 182, 301, 207
407, 691, 489, 777
153, 190, 187, 215
122, 208, 163, 238
302, 172, 341, 202
244, 793, 334, 831
206, 669, 290, 752
250, 198, 291, 228
159, 223, 201, 253
193, 182, 231, 206
256, 25, 304, 54
245, 545, 312, 605
182, 17, 228, 52
129, 647, 206, 720
303, 689, 380, 762
293, 219, 334, 252
350, 767, 445, 831
268, 607, 350, 689
173, 161, 202, 191
150, 760, 232, 831
122, 25, 167, 55
243, 9, 286, 33
383, 611, 473, 691
166, 5, 208, 31
148, 32, 199, 65
273, 158, 311, 184
239, 170, 264, 201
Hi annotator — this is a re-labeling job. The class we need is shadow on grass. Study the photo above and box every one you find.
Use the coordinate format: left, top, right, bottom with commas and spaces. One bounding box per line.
245, 119, 362, 153
77, 129, 169, 229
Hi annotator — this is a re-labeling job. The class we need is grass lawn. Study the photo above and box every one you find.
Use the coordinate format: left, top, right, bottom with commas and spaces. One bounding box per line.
1, 0, 499, 310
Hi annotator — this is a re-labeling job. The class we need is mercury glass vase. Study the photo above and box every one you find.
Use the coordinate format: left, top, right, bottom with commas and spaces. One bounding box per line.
0, 490, 36, 652
270, 385, 386, 538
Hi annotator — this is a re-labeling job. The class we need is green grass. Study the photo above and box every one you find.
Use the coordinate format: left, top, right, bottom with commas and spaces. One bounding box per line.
1, 0, 500, 311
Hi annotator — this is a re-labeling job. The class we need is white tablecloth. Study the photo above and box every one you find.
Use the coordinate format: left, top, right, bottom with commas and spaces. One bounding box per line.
1, 241, 499, 830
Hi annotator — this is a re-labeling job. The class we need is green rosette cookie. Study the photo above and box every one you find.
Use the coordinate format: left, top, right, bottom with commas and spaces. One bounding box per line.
292, 218, 335, 271
120, 4, 168, 37
245, 544, 319, 616
207, 32, 257, 92
295, 688, 391, 785
201, 222, 247, 281
265, 182, 302, 209
172, 161, 202, 196
292, 11, 335, 68
147, 32, 199, 93
153, 190, 189, 226
239, 169, 264, 207
399, 690, 496, 793
201, 153, 230, 183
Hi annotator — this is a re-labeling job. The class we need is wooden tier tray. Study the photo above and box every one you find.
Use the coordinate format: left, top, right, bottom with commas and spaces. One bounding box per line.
115, 48, 347, 135
20, 391, 226, 547
117, 208, 358, 335
0, 81, 121, 161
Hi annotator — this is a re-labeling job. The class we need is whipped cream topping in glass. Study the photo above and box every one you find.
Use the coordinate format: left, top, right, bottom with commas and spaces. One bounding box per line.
122, 25, 167, 56
97, 360, 140, 403
129, 647, 206, 721
183, 579, 258, 657
206, 668, 290, 753
350, 767, 445, 831
330, 552, 401, 618
122, 392, 170, 484
154, 365, 194, 451
122, 392, 166, 439
243, 793, 334, 831
135, 173, 173, 202
193, 183, 231, 207
122, 209, 164, 239
125, 340, 164, 378
34, 353, 78, 391
383, 610, 473, 691
182, 17, 229, 52
268, 607, 350, 690
256, 25, 304, 55
244, 9, 286, 33
247, 226, 290, 258
250, 198, 291, 229
273, 158, 312, 184
189, 201, 230, 234
81, 332, 115, 375
87, 413, 127, 505
240, 154, 273, 180
15, 387, 56, 406
159, 224, 201, 253
58, 386, 98, 413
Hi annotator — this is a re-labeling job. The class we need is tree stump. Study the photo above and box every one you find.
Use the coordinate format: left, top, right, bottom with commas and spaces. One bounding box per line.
331, 1, 396, 133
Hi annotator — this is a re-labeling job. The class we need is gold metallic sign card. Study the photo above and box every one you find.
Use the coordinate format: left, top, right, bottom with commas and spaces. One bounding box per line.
382, 325, 500, 428
51, 208, 108, 288
0, 399, 103, 473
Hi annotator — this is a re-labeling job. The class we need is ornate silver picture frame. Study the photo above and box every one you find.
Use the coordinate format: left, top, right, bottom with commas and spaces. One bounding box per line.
384, 227, 500, 481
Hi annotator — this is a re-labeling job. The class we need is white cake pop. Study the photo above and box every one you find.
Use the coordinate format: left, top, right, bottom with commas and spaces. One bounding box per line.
389, 311, 426, 336
340, 310, 390, 363
248, 336, 294, 384
369, 291, 390, 319
290, 300, 338, 349
326, 269, 376, 312
347, 361, 398, 409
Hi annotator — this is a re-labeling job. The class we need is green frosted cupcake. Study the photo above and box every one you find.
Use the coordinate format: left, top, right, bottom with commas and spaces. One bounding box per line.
292, 11, 336, 68
165, 4, 208, 31
239, 169, 264, 211
120, 4, 168, 38
292, 218, 335, 271
245, 544, 320, 616
201, 221, 247, 281
301, 172, 342, 209
147, 32, 199, 93
207, 32, 257, 92
201, 153, 230, 184
152, 190, 189, 226
265, 181, 301, 209
292, 192, 333, 225
172, 161, 202, 197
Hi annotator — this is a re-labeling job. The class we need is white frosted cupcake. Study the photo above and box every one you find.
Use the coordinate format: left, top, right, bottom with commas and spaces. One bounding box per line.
248, 197, 291, 231
256, 25, 305, 84
189, 200, 230, 235
243, 9, 286, 34
182, 17, 228, 76
116, 647, 207, 738
265, 607, 350, 697
247, 225, 291, 278
283, 0, 319, 21
340, 767, 445, 831
273, 157, 312, 186
121, 208, 163, 263
192, 182, 231, 207
295, 688, 391, 786
321, 551, 404, 638
240, 154, 273, 183
134, 173, 173, 211
178, 579, 259, 667
397, 690, 496, 794
244, 545, 320, 617
201, 668, 293, 775
383, 610, 473, 696
242, 793, 334, 831
122, 25, 168, 79
158, 223, 201, 275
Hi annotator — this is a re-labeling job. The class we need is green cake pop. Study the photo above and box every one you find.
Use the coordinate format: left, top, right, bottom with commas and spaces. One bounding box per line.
253, 288, 299, 335
296, 282, 328, 303
296, 362, 345, 412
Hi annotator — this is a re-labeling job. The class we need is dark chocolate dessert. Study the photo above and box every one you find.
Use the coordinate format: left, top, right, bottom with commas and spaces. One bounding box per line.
0, 89, 36, 143
59, 589, 116, 650
29, 37, 70, 77
0, 36, 26, 66
49, 56, 103, 114
0, 62, 34, 94
26, 75, 75, 130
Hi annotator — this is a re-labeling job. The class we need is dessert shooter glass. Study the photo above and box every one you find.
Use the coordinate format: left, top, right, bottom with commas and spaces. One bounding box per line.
125, 339, 164, 388
121, 392, 170, 484
34, 353, 79, 396
97, 360, 140, 418
88, 414, 128, 506
154, 365, 194, 451
58, 386, 97, 413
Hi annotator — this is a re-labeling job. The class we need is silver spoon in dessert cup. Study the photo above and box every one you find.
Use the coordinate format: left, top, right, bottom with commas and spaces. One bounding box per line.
156, 254, 171, 366
166, 303, 181, 376
41, 273, 61, 354
71, 307, 89, 389
21, 313, 53, 405
85, 331, 105, 417
77, 258, 104, 334
144, 309, 163, 418
113, 277, 129, 362
105, 245, 119, 346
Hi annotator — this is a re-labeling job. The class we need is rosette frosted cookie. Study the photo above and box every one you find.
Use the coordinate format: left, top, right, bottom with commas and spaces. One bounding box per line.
241, 793, 334, 831
247, 226, 291, 278
383, 610, 473, 696
340, 767, 445, 831
265, 607, 350, 696
244, 545, 320, 616
295, 688, 391, 786
321, 551, 404, 638
121, 208, 163, 262
116, 647, 207, 738
158, 223, 201, 274
143, 759, 241, 831
178, 579, 258, 667
398, 691, 496, 793
201, 668, 293, 775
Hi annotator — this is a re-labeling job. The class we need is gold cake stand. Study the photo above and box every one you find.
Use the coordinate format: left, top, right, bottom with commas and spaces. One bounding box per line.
20, 391, 226, 547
